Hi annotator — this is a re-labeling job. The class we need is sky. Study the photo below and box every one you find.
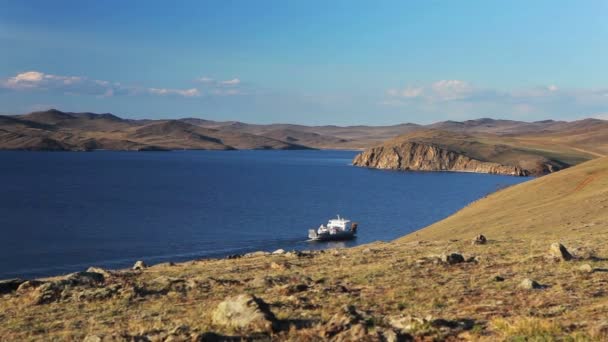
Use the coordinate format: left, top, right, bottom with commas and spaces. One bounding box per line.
1, 0, 607, 125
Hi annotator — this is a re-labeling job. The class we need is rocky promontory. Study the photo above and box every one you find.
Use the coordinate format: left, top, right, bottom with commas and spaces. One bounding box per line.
353, 130, 569, 176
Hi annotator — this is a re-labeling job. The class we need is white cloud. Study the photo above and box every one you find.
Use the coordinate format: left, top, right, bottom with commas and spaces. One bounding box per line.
220, 78, 241, 86
383, 80, 608, 120
1, 70, 205, 98
147, 87, 200, 97
197, 76, 215, 83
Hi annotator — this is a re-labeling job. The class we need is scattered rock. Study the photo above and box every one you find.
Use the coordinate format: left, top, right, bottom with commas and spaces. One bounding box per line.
472, 234, 487, 245
17, 280, 44, 293
0, 278, 26, 295
31, 282, 64, 305
272, 249, 286, 255
75, 284, 121, 302
519, 278, 543, 290
270, 261, 290, 271
549, 243, 573, 261
212, 294, 278, 333
65, 271, 105, 286
83, 335, 103, 342
322, 305, 368, 339
493, 275, 505, 282
138, 276, 187, 296
577, 264, 594, 274
278, 283, 309, 295
244, 251, 270, 258
86, 267, 113, 278
133, 260, 147, 270
249, 275, 288, 288
440, 253, 465, 265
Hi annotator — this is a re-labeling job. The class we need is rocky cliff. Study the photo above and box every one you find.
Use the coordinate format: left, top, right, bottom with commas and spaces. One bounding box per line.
353, 141, 552, 176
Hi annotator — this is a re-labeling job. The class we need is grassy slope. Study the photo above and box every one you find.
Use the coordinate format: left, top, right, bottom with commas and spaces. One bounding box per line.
3, 158, 608, 340
400, 156, 608, 242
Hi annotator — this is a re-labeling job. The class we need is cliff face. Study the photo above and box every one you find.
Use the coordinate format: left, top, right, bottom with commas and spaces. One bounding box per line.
353, 142, 530, 176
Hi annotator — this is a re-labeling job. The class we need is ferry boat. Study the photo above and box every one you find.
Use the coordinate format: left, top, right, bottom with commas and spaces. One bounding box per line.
308, 215, 358, 241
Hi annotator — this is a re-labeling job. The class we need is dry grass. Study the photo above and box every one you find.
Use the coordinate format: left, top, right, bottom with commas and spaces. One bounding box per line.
2, 159, 608, 341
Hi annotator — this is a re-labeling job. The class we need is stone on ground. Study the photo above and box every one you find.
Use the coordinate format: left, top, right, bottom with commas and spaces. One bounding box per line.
440, 253, 465, 264
0, 278, 26, 294
133, 260, 147, 270
578, 264, 594, 273
472, 234, 487, 245
549, 242, 573, 261
519, 278, 543, 290
212, 294, 278, 333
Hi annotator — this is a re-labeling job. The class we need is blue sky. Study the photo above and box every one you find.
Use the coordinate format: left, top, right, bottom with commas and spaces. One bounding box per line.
1, 0, 607, 125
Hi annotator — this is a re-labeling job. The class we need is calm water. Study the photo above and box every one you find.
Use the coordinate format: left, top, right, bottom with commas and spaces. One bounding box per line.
0, 150, 528, 279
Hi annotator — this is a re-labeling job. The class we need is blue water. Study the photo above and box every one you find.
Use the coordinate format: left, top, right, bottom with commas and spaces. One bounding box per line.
0, 150, 529, 279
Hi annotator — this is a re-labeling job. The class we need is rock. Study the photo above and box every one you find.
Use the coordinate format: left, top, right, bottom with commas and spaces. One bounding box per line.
352, 141, 542, 176
133, 260, 147, 270
549, 243, 573, 261
472, 234, 487, 245
212, 294, 278, 333
270, 261, 290, 271
493, 275, 505, 282
65, 271, 105, 286
519, 278, 543, 290
75, 284, 121, 302
244, 251, 270, 258
32, 282, 64, 304
0, 278, 26, 294
17, 280, 44, 293
577, 264, 594, 273
389, 315, 429, 333
86, 267, 113, 278
279, 283, 309, 295
272, 249, 286, 255
250, 275, 288, 288
138, 276, 187, 296
83, 335, 103, 342
323, 305, 367, 338
440, 253, 465, 265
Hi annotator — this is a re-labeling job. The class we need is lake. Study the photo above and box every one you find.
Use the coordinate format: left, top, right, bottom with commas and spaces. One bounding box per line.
0, 150, 529, 279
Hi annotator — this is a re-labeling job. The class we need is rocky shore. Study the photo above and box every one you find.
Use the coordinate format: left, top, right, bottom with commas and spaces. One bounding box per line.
2, 236, 608, 341
353, 141, 531, 176
351, 130, 573, 176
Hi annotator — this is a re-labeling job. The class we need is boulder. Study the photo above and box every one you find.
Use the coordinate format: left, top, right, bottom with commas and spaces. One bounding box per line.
65, 271, 105, 286
133, 260, 147, 270
17, 280, 44, 293
440, 253, 465, 265
32, 282, 64, 304
244, 251, 270, 258
270, 261, 290, 271
322, 305, 367, 338
83, 335, 103, 342
212, 294, 278, 333
86, 267, 113, 277
472, 234, 487, 245
272, 249, 286, 255
549, 243, 573, 261
577, 264, 594, 274
0, 278, 26, 295
519, 278, 543, 290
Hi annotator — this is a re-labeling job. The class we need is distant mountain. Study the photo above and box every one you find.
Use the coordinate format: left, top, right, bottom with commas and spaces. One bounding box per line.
1, 109, 607, 154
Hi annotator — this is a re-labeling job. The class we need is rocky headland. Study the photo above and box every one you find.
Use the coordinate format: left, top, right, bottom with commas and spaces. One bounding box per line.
353, 130, 574, 176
